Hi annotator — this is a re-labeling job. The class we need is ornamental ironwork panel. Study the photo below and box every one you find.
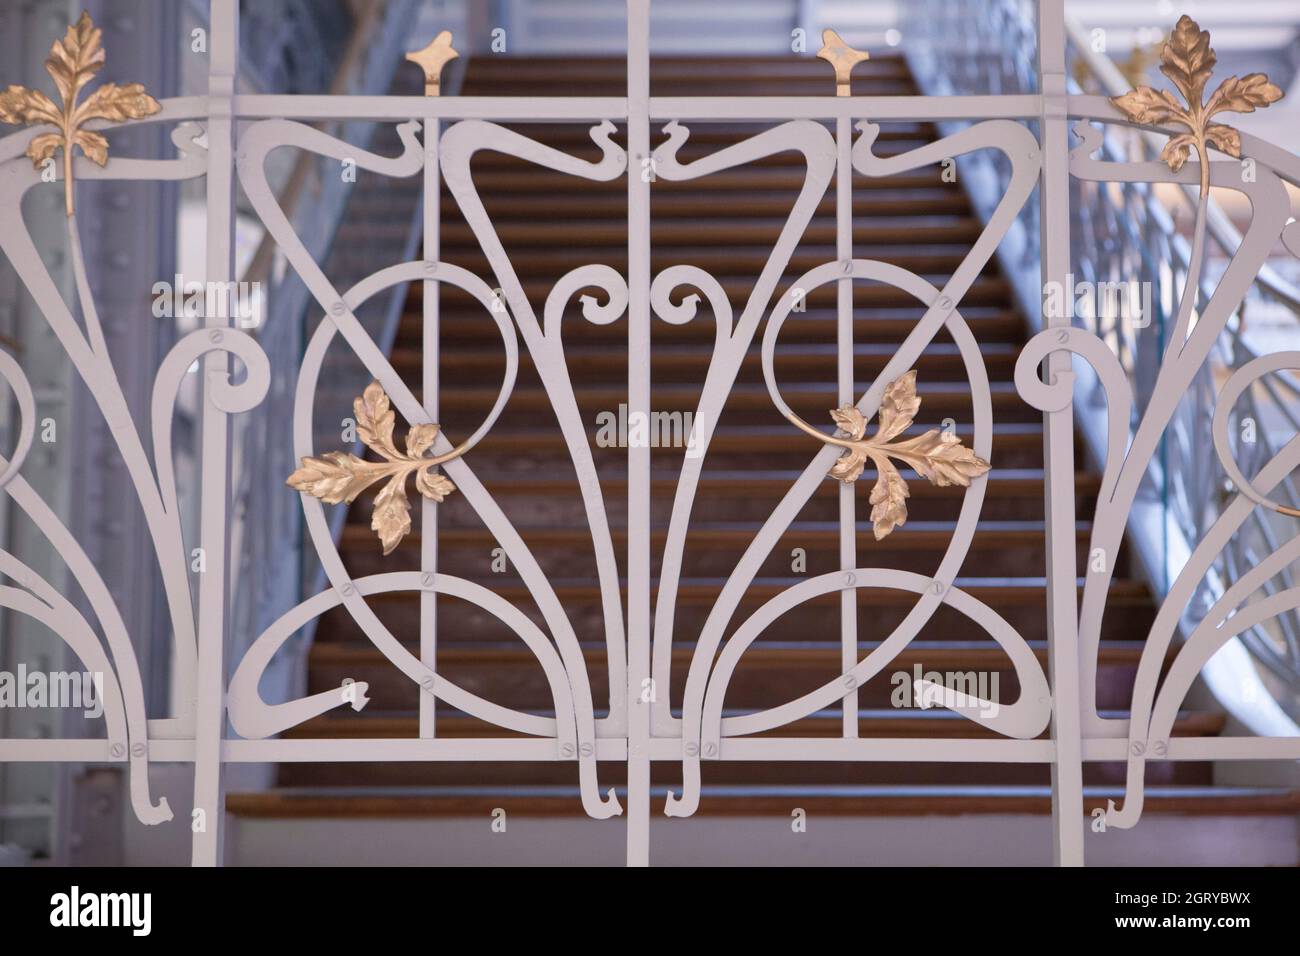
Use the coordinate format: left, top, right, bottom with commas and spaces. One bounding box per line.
0, 3, 1296, 867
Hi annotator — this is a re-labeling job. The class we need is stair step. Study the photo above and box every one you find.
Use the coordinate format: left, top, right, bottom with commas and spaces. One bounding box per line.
352, 468, 1101, 523
464, 53, 913, 82
332, 422, 1049, 470
397, 307, 1029, 345
422, 216, 986, 249
308, 639, 1170, 715
352, 384, 1035, 432
386, 342, 1020, 383
338, 520, 1114, 580
227, 785, 1300, 819
405, 275, 1014, 309
410, 248, 993, 282
313, 577, 1154, 648
281, 710, 1223, 741
433, 190, 972, 220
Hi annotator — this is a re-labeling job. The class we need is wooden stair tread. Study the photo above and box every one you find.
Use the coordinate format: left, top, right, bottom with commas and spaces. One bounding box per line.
346, 577, 1150, 607
339, 521, 1095, 549
371, 467, 1099, 493
227, 785, 1300, 819
280, 710, 1224, 741
308, 639, 1169, 668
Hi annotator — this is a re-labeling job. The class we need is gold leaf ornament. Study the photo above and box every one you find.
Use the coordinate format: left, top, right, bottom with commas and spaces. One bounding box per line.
287, 382, 458, 555
823, 372, 991, 540
0, 13, 160, 216
1108, 15, 1282, 196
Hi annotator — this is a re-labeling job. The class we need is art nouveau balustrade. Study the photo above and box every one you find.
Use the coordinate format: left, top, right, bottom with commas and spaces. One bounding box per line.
0, 3, 1296, 866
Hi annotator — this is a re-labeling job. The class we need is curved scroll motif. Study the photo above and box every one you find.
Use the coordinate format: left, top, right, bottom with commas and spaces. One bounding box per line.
1066, 107, 1294, 751
234, 263, 558, 743
229, 571, 578, 745
1212, 354, 1300, 519
1015, 324, 1133, 503
0, 348, 36, 491
0, 113, 208, 824
1103, 356, 1300, 829
232, 115, 622, 816
1056, 26, 1298, 828
703, 569, 1051, 747
648, 120, 836, 737
663, 117, 1045, 817
440, 119, 630, 735
658, 117, 1044, 816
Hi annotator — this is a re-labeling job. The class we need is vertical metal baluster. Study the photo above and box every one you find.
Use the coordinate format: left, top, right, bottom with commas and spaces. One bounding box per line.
836, 115, 858, 738
1037, 0, 1085, 866
420, 118, 441, 739
191, 0, 240, 868
820, 28, 869, 736
626, 0, 652, 868
407, 32, 459, 740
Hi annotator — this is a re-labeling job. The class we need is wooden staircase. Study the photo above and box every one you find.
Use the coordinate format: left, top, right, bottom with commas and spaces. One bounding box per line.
227, 53, 1300, 865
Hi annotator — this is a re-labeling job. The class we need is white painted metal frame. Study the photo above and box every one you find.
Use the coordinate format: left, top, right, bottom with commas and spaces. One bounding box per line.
0, 0, 1298, 868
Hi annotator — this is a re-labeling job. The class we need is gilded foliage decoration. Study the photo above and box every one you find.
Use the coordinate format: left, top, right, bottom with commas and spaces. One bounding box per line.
287, 382, 458, 555
824, 372, 991, 539
1108, 15, 1282, 196
0, 12, 161, 215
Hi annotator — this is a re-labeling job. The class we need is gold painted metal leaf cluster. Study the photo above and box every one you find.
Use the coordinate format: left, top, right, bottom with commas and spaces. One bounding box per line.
287, 382, 457, 555
0, 12, 160, 216
1108, 15, 1282, 195
827, 372, 991, 540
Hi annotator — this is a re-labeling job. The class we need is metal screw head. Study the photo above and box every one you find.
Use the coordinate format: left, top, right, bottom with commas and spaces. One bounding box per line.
341, 583, 355, 597
1131, 741, 1145, 756
1153, 740, 1167, 757
932, 579, 945, 595
841, 260, 852, 274
421, 676, 435, 691
703, 742, 717, 757
937, 295, 954, 311
843, 571, 856, 587
423, 260, 438, 274
330, 301, 346, 316
208, 328, 224, 344
1056, 329, 1069, 344
685, 742, 699, 756
421, 572, 435, 588
131, 742, 147, 757
560, 743, 575, 758
580, 742, 594, 757
110, 743, 126, 758
843, 674, 858, 690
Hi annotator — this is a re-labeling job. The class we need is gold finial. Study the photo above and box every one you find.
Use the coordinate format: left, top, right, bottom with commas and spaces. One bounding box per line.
817, 29, 870, 97
1108, 15, 1282, 197
0, 12, 160, 217
406, 30, 459, 97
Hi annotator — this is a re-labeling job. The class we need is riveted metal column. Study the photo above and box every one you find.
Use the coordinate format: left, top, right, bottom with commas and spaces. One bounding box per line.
626, 0, 652, 867
1037, 0, 1085, 867
191, 0, 240, 868
420, 121, 443, 739
836, 114, 858, 737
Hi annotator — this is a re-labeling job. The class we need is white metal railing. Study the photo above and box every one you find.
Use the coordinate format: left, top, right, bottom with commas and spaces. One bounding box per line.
1063, 15, 1300, 722
907, 1, 1300, 727
0, 0, 1297, 868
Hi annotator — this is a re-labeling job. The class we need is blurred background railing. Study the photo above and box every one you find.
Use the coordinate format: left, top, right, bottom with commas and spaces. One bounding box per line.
904, 0, 1300, 727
